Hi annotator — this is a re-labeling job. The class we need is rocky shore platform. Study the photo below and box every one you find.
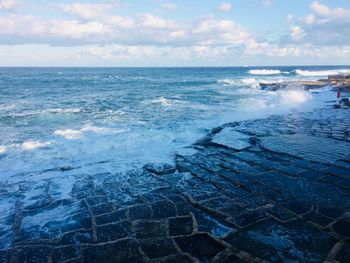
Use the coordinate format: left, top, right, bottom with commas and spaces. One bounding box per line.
260, 73, 350, 91
1, 106, 350, 263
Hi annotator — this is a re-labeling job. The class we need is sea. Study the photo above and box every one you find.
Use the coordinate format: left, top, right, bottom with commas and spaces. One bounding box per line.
0, 66, 349, 180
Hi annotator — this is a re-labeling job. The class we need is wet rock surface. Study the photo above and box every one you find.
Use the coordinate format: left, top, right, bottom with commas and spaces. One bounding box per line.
1, 107, 350, 262
260, 73, 350, 91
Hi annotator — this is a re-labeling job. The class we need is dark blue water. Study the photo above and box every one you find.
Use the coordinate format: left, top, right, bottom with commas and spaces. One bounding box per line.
0, 66, 348, 178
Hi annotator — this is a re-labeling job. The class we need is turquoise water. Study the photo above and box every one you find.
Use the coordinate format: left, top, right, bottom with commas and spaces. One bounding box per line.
0, 66, 348, 178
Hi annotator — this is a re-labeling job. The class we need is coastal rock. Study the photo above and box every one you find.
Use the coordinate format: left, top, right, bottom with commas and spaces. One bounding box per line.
3, 107, 350, 263
260, 73, 350, 91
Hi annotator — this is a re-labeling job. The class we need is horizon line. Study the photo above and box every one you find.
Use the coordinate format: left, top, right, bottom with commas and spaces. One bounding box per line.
0, 64, 349, 68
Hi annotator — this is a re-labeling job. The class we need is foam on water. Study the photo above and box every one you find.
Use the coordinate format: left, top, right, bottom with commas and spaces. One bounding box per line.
295, 69, 350, 77
143, 96, 173, 106
249, 69, 283, 75
0, 67, 337, 181
21, 141, 51, 150
54, 124, 125, 140
281, 90, 311, 104
54, 129, 82, 140
43, 108, 81, 114
217, 78, 238, 86
241, 78, 259, 86
0, 146, 6, 154
260, 79, 284, 84
218, 78, 290, 89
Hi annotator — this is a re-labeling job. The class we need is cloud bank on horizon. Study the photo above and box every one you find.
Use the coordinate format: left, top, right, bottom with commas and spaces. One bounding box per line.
0, 0, 349, 66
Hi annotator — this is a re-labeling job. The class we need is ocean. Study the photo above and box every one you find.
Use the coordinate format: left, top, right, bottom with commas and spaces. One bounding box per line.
0, 66, 349, 180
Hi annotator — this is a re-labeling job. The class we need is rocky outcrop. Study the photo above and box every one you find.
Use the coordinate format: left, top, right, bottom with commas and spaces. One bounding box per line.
260, 73, 350, 91
1, 107, 350, 262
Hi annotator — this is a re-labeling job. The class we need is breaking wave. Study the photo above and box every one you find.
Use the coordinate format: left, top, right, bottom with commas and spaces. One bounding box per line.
249, 69, 282, 75
21, 141, 51, 150
54, 124, 125, 140
0, 146, 6, 154
295, 69, 350, 77
0, 67, 335, 180
217, 79, 238, 86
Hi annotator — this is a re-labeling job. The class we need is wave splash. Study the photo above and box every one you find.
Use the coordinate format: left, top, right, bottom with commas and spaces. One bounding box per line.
0, 67, 335, 180
295, 69, 350, 77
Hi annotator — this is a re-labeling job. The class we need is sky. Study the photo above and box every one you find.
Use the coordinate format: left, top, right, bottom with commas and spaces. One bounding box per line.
0, 0, 349, 66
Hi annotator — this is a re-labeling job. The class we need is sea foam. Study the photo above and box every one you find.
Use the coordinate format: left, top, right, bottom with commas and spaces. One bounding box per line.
0, 146, 7, 154
54, 124, 125, 140
0, 67, 334, 181
217, 79, 238, 86
21, 141, 51, 150
249, 69, 282, 75
143, 97, 172, 106
218, 78, 259, 87
295, 69, 350, 77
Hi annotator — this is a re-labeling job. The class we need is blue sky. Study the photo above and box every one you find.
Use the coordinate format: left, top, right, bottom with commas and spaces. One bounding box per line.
0, 0, 349, 66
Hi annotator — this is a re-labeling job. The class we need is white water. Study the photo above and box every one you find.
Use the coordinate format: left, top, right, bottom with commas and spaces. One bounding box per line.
249, 69, 283, 75
295, 69, 350, 77
0, 68, 337, 182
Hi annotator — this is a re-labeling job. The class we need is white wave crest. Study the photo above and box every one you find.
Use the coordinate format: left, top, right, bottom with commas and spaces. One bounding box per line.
217, 78, 261, 94
295, 69, 350, 77
22, 141, 51, 150
44, 108, 81, 114
54, 129, 82, 140
0, 146, 7, 154
260, 79, 285, 84
218, 78, 260, 87
143, 97, 172, 106
217, 79, 238, 86
54, 124, 125, 140
248, 69, 282, 75
241, 78, 259, 85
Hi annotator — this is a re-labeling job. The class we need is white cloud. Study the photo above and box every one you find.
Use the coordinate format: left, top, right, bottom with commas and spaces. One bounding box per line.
161, 3, 177, 10
49, 20, 108, 39
217, 2, 232, 12
103, 15, 135, 29
300, 14, 316, 25
290, 26, 305, 41
262, 0, 273, 8
0, 15, 44, 35
0, 12, 256, 48
245, 41, 302, 57
0, 0, 19, 10
138, 13, 178, 30
310, 1, 350, 19
1, 0, 350, 66
191, 17, 252, 46
0, 14, 109, 43
286, 14, 294, 23
284, 1, 350, 45
2, 42, 350, 67
85, 45, 160, 61
59, 3, 113, 19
